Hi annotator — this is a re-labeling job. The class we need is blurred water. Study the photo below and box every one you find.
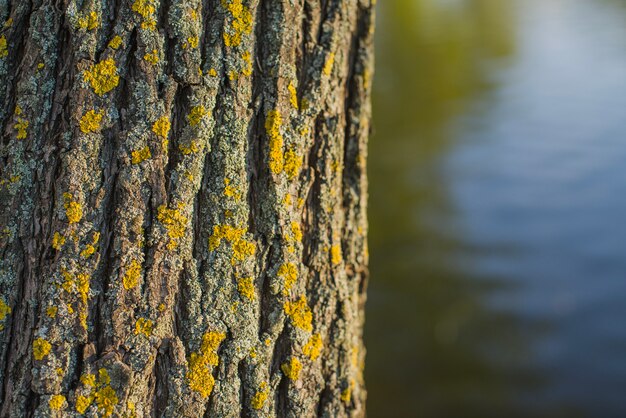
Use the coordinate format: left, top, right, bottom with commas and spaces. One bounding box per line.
365, 0, 626, 416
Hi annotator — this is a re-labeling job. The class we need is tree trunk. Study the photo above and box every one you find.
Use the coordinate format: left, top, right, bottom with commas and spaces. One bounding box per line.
0, 0, 373, 416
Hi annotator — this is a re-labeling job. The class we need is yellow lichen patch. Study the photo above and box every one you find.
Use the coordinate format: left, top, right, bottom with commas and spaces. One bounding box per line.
265, 110, 284, 174
52, 232, 65, 250
77, 11, 100, 30
123, 259, 141, 290
75, 395, 93, 414
77, 273, 90, 304
79, 109, 103, 134
223, 178, 240, 200
0, 35, 7, 57
157, 204, 187, 249
84, 58, 119, 96
288, 82, 298, 109
331, 244, 342, 265
209, 224, 256, 265
46, 306, 58, 318
284, 149, 302, 180
208, 68, 217, 77
95, 386, 118, 417
241, 51, 252, 76
81, 373, 96, 387
222, 0, 253, 47
187, 105, 208, 126
323, 52, 335, 76
63, 193, 83, 224
284, 296, 313, 331
0, 299, 11, 324
108, 35, 123, 50
179, 140, 202, 155
135, 318, 153, 337
143, 49, 159, 65
237, 277, 255, 301
341, 379, 355, 403
291, 222, 303, 242
152, 116, 171, 139
187, 36, 199, 49
131, 146, 151, 164
303, 333, 323, 360
251, 383, 268, 410
280, 357, 302, 381
80, 244, 96, 259
14, 118, 28, 139
132, 0, 156, 19
49, 394, 66, 410
3, 18, 11, 28
283, 193, 292, 207
278, 262, 297, 292
231, 239, 256, 265
33, 338, 52, 361
187, 331, 226, 397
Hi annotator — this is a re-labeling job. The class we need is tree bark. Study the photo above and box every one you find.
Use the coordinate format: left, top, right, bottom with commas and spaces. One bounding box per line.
0, 0, 373, 416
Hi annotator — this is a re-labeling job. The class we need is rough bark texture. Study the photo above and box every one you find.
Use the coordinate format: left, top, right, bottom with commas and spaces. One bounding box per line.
0, 0, 373, 416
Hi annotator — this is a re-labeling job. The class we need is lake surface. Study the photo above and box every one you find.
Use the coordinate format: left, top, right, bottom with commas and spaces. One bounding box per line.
365, 0, 626, 416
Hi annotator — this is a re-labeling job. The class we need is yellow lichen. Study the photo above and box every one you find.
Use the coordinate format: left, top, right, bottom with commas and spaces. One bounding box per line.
251, 384, 268, 410
63, 193, 83, 224
187, 36, 199, 48
80, 244, 95, 258
49, 394, 66, 410
209, 224, 255, 265
0, 299, 11, 322
291, 222, 303, 242
132, 0, 156, 19
123, 259, 141, 290
221, 0, 252, 47
143, 49, 159, 65
341, 380, 355, 403
33, 338, 52, 361
0, 35, 7, 57
52, 232, 65, 250
187, 105, 208, 126
241, 51, 252, 76
303, 333, 323, 360
81, 373, 96, 387
131, 146, 151, 164
331, 244, 342, 265
75, 395, 93, 414
265, 110, 284, 174
108, 35, 123, 50
187, 331, 226, 398
208, 68, 217, 77
48, 395, 65, 411
278, 262, 297, 292
179, 140, 202, 155
280, 357, 302, 380
79, 110, 104, 134
135, 318, 153, 337
288, 82, 298, 109
14, 118, 28, 139
284, 148, 302, 179
95, 386, 118, 417
84, 58, 119, 96
284, 296, 313, 331
223, 178, 240, 200
152, 116, 171, 139
77, 273, 90, 304
46, 306, 58, 318
237, 277, 255, 301
157, 204, 187, 249
323, 52, 335, 76
77, 11, 99, 30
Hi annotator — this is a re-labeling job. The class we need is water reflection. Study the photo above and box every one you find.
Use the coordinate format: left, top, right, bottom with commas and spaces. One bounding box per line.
366, 0, 626, 416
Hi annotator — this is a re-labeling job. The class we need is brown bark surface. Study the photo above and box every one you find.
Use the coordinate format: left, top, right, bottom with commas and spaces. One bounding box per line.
0, 0, 374, 416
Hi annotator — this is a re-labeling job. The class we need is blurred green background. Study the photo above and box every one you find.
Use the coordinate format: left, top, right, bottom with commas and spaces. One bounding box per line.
365, 0, 626, 416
